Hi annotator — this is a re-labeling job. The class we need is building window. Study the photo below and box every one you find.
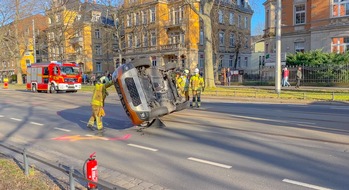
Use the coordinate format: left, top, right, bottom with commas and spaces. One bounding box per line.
245, 37, 249, 48
266, 10, 270, 28
135, 35, 141, 48
238, 57, 241, 68
332, 37, 349, 53
142, 11, 147, 24
294, 42, 305, 53
135, 12, 140, 26
95, 29, 100, 38
219, 32, 224, 46
332, 0, 349, 17
244, 16, 249, 29
127, 14, 132, 27
143, 33, 148, 47
95, 45, 102, 55
244, 57, 248, 67
96, 62, 102, 72
229, 12, 234, 25
200, 30, 204, 45
150, 7, 156, 23
152, 57, 157, 66
238, 15, 241, 28
151, 31, 156, 46
218, 10, 223, 23
128, 34, 133, 48
295, 4, 306, 25
229, 55, 233, 67
230, 33, 234, 47
199, 54, 204, 68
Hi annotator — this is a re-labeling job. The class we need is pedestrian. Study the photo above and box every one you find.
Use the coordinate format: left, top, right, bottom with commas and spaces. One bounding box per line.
226, 68, 232, 86
283, 67, 291, 87
87, 75, 113, 136
281, 67, 285, 87
295, 66, 302, 89
177, 69, 190, 101
190, 68, 205, 108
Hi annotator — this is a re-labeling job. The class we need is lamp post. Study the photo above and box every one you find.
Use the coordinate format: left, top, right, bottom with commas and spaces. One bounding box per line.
275, 0, 281, 94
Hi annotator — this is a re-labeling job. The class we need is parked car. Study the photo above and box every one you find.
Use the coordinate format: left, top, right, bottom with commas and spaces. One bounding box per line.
112, 60, 188, 127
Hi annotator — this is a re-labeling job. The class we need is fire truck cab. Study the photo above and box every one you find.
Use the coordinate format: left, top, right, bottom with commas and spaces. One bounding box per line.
26, 61, 82, 93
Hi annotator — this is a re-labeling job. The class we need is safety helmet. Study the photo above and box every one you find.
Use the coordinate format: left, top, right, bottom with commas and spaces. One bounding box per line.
99, 76, 109, 84
194, 68, 199, 74
183, 69, 189, 74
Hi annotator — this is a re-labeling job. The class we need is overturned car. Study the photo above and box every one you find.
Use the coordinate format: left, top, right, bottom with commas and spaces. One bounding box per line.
112, 61, 189, 127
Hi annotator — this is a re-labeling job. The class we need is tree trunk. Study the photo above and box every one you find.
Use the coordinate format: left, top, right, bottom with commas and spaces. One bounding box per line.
202, 16, 215, 88
15, 0, 23, 84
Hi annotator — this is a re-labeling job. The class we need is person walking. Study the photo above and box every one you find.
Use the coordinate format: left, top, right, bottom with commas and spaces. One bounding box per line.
283, 67, 291, 87
226, 68, 232, 86
295, 66, 302, 89
190, 68, 205, 108
87, 76, 113, 136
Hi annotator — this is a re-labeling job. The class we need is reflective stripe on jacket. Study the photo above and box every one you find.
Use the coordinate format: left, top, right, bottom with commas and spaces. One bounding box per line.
190, 74, 204, 91
91, 81, 113, 106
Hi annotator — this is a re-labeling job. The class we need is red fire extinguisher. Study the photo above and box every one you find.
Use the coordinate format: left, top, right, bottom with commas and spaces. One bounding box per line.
83, 152, 98, 190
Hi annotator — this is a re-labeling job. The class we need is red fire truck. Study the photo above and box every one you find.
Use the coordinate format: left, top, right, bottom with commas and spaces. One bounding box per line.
26, 61, 82, 93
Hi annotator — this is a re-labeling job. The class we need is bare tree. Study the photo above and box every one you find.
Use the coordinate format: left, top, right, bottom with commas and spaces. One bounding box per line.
186, 0, 215, 88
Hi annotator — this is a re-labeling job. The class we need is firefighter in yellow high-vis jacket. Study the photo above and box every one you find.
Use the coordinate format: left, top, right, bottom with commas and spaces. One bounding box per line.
177, 69, 190, 101
190, 68, 204, 108
87, 76, 113, 134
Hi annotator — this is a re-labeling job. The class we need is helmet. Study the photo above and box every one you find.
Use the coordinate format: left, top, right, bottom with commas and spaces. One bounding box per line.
99, 76, 109, 84
194, 68, 199, 74
183, 69, 189, 74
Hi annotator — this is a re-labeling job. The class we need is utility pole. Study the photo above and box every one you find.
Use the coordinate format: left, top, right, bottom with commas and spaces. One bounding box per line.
15, 0, 23, 84
275, 0, 281, 94
32, 19, 36, 63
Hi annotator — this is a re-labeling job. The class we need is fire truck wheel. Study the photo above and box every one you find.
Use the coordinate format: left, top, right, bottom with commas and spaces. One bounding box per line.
32, 84, 37, 93
50, 85, 56, 94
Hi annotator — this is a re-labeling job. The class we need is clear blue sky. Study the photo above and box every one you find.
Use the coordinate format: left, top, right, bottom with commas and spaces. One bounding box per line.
251, 0, 265, 36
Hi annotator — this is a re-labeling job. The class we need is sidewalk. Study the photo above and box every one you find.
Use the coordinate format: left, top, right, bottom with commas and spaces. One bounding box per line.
217, 85, 349, 91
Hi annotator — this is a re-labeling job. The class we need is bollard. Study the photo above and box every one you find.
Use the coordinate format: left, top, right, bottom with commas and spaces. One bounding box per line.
69, 166, 75, 190
23, 148, 29, 176
3, 77, 8, 89
303, 92, 306, 100
332, 92, 335, 101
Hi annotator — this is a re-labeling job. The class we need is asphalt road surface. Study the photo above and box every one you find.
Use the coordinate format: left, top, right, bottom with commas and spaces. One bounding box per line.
0, 89, 348, 190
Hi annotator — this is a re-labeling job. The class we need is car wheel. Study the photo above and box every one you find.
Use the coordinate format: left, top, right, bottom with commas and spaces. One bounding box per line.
165, 62, 177, 71
50, 84, 56, 94
132, 61, 151, 68
32, 84, 37, 93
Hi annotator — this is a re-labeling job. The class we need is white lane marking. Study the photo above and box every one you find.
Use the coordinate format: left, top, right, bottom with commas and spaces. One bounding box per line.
127, 144, 158, 152
282, 179, 333, 190
330, 106, 349, 110
188, 157, 232, 169
0, 115, 4, 117
54, 127, 71, 132
30, 122, 43, 126
10, 118, 22, 121
231, 114, 316, 125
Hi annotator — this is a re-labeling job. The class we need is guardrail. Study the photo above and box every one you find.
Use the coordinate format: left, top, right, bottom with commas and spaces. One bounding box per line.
0, 142, 126, 190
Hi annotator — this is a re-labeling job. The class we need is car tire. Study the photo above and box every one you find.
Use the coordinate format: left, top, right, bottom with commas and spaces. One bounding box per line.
32, 84, 37, 93
50, 84, 56, 94
132, 61, 151, 68
165, 62, 177, 71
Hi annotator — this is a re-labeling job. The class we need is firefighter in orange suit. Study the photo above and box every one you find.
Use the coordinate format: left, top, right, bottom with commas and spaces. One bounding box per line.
190, 68, 205, 108
87, 76, 113, 134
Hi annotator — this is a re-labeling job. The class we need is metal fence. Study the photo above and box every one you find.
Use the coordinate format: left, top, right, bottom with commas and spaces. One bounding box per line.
0, 142, 125, 190
231, 64, 349, 85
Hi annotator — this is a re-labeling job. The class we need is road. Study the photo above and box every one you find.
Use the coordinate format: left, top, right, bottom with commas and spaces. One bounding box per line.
0, 89, 349, 190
